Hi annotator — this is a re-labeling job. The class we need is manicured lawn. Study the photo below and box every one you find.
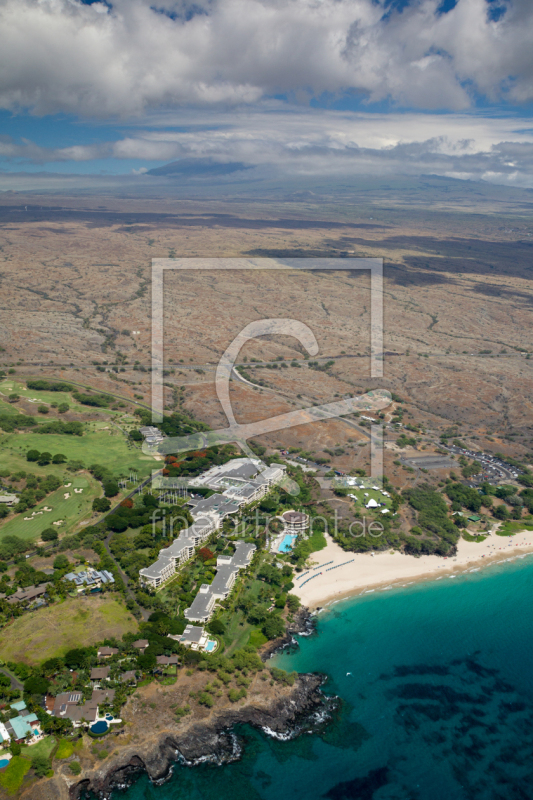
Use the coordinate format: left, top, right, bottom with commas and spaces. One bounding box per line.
248, 629, 268, 648
0, 381, 95, 415
0, 756, 31, 794
20, 736, 56, 760
220, 608, 254, 655
54, 739, 74, 760
0, 474, 100, 541
0, 427, 158, 480
347, 484, 392, 511
0, 400, 21, 417
0, 596, 138, 665
0, 419, 160, 543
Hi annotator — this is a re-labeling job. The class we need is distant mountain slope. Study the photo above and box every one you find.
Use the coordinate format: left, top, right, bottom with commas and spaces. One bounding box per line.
147, 158, 251, 177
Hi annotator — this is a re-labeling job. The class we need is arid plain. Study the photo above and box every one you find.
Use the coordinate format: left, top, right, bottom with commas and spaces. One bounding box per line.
1, 178, 532, 482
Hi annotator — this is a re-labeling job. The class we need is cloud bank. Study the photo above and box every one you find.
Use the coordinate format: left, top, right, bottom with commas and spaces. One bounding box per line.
1, 0, 533, 116
3, 109, 533, 187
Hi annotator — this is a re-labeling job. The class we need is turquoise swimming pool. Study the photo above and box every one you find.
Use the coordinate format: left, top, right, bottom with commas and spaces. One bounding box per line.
205, 641, 216, 652
278, 534, 297, 553
90, 720, 109, 735
0, 759, 9, 769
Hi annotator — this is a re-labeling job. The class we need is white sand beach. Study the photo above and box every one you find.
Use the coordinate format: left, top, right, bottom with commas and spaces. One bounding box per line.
293, 530, 533, 610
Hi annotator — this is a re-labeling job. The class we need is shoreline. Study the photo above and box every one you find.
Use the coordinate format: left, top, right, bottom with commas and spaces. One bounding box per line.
292, 529, 533, 611
25, 673, 326, 800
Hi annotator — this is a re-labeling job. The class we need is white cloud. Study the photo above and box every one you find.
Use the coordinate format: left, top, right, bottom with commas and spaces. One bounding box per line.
4, 107, 533, 187
0, 0, 533, 117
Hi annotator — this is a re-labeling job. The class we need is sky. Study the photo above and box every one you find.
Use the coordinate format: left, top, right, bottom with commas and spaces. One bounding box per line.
1, 0, 533, 190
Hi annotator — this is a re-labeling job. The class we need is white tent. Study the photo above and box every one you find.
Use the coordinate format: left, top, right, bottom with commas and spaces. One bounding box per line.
366, 498, 379, 508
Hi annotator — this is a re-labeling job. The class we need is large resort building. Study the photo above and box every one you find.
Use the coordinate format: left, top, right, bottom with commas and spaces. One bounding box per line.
139, 515, 218, 589
281, 510, 310, 533
183, 541, 256, 623
139, 459, 285, 591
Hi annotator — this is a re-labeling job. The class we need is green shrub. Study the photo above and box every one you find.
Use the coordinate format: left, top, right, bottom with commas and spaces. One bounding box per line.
197, 692, 214, 707
286, 594, 301, 613
269, 667, 297, 686
31, 755, 51, 778
27, 380, 72, 392
228, 687, 247, 703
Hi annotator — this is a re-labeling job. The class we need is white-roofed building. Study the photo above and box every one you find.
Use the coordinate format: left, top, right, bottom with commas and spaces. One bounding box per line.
184, 541, 256, 623
139, 458, 282, 590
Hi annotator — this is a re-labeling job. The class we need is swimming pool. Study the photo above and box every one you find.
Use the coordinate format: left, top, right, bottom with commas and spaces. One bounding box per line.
278, 534, 297, 553
205, 640, 216, 652
90, 720, 109, 735
0, 760, 9, 769
105, 713, 113, 721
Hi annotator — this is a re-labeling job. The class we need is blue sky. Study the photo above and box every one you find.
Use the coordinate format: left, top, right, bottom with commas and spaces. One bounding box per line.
1, 0, 533, 188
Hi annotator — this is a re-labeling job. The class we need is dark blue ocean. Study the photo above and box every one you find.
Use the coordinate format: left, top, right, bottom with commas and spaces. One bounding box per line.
109, 557, 533, 800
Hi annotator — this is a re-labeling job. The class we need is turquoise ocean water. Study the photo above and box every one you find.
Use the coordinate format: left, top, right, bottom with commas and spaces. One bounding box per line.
107, 556, 533, 800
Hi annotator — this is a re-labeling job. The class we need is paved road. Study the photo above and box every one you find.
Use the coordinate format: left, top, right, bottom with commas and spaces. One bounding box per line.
0, 668, 23, 691
232, 366, 373, 441
99, 472, 161, 622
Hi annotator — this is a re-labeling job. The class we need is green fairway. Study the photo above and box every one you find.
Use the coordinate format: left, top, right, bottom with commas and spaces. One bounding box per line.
0, 474, 100, 541
0, 596, 138, 664
0, 399, 21, 417
0, 427, 158, 480
0, 380, 92, 414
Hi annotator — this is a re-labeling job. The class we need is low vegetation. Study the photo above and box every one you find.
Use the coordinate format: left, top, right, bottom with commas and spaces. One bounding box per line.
0, 597, 137, 665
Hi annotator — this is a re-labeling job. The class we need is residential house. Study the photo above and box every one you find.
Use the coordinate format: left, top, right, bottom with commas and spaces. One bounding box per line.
64, 568, 115, 593
90, 667, 110, 683
5, 714, 41, 743
155, 655, 179, 668
179, 625, 209, 650
51, 689, 115, 727
132, 639, 149, 654
6, 584, 49, 606
91, 688, 116, 705
3, 701, 41, 743
97, 646, 118, 659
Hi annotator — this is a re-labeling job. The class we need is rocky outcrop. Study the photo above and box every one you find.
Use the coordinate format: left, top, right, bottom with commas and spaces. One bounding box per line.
70, 672, 327, 799
261, 605, 317, 660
